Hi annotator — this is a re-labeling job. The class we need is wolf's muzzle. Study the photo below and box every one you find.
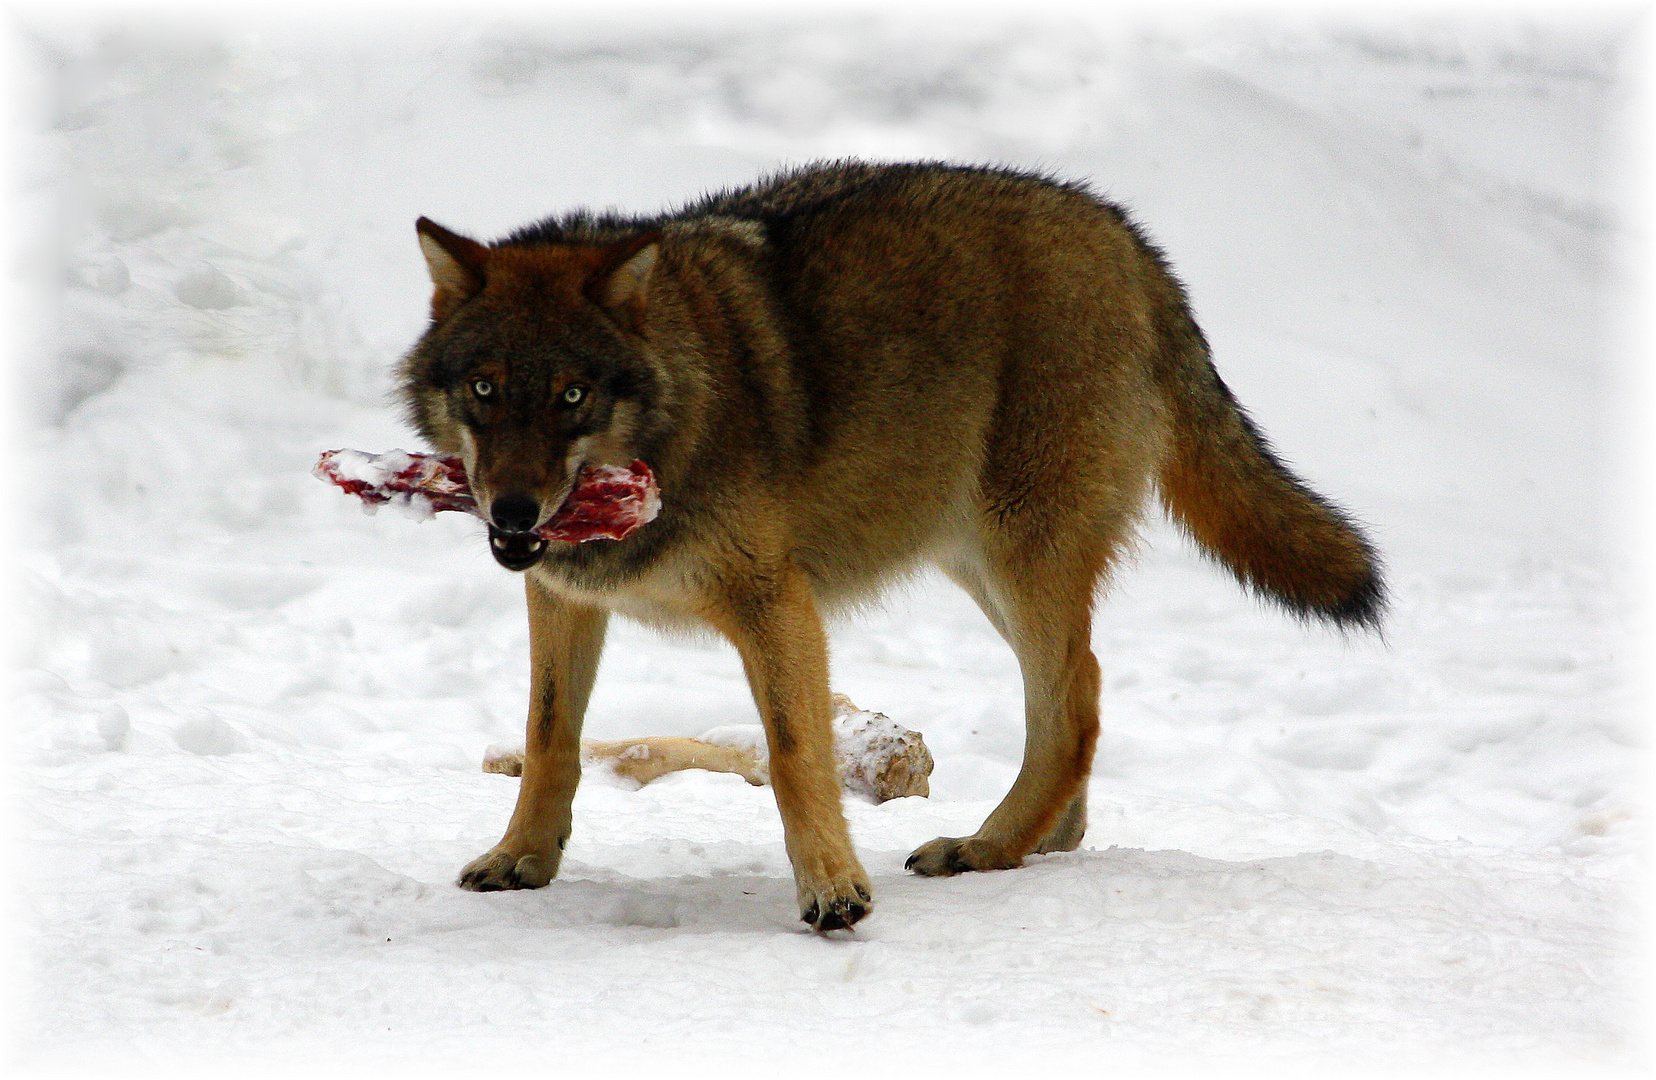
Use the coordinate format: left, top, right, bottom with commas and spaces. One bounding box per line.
490, 494, 540, 533
487, 525, 547, 571
487, 493, 546, 571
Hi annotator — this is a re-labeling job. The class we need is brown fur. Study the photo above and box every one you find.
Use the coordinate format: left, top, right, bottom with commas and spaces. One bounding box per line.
397, 161, 1382, 931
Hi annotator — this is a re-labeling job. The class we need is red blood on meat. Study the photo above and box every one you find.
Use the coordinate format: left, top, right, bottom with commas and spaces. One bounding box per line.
537, 461, 659, 542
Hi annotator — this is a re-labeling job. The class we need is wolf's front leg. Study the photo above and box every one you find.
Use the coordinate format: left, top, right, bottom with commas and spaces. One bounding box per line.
705, 559, 872, 931
459, 575, 608, 891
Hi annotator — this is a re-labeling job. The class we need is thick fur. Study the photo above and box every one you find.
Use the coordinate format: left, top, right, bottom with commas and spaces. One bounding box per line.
398, 160, 1383, 931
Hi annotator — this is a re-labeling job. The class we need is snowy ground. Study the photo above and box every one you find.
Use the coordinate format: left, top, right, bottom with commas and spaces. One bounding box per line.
8, 6, 1649, 1077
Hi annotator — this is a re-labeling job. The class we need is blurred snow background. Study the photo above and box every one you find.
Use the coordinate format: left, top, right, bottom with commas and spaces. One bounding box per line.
6, 3, 1649, 1076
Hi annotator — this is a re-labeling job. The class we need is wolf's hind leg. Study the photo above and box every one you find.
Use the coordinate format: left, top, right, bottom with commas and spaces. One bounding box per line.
1034, 792, 1088, 854
460, 577, 607, 891
908, 539, 1107, 876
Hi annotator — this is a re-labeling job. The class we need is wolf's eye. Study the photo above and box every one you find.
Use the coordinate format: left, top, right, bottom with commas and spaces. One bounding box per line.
562, 385, 586, 406
473, 379, 494, 398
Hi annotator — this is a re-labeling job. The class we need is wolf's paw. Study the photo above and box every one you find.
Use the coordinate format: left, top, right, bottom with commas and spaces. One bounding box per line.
904, 836, 1023, 877
457, 848, 556, 891
798, 876, 873, 932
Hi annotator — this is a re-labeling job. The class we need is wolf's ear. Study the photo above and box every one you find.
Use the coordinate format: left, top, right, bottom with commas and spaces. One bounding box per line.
416, 217, 487, 321
589, 233, 660, 335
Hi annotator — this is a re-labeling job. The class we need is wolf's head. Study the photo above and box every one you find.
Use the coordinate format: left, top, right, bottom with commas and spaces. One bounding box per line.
398, 218, 662, 571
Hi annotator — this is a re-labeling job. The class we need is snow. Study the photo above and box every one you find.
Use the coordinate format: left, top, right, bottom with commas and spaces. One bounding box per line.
9, 5, 1648, 1077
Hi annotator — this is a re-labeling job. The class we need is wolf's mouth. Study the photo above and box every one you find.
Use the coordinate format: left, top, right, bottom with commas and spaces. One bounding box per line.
487, 525, 548, 571
484, 473, 578, 572
481, 459, 661, 570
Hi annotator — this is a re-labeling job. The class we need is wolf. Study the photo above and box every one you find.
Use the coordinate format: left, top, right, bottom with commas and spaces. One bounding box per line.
398, 161, 1382, 931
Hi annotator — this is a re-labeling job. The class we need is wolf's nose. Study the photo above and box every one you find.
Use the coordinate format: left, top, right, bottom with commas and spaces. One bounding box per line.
490, 494, 540, 533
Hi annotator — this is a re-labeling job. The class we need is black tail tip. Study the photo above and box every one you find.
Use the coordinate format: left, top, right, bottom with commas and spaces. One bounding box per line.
1313, 567, 1387, 634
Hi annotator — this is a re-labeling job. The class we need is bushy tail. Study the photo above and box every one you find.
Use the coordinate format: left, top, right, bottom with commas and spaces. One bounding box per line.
1155, 329, 1384, 631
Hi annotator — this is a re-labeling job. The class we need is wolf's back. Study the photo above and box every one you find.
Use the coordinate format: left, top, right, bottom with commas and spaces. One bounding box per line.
1152, 314, 1384, 631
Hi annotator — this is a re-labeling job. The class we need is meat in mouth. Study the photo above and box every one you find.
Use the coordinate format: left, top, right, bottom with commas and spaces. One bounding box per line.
314, 451, 661, 573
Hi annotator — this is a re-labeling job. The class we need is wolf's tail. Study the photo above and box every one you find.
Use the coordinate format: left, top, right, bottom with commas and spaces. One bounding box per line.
1153, 317, 1384, 631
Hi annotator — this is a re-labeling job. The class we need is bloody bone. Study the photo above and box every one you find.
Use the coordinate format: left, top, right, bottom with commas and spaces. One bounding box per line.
482, 695, 934, 804
314, 448, 659, 543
